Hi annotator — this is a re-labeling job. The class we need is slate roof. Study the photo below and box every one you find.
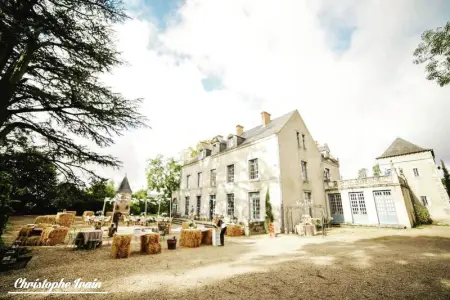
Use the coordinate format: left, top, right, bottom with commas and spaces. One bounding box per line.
117, 175, 132, 194
377, 137, 433, 159
185, 110, 296, 165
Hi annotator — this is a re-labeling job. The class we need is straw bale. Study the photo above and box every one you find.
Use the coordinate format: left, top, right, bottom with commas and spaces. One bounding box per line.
34, 215, 56, 225
201, 229, 213, 245
16, 226, 33, 242
140, 233, 161, 254
180, 229, 202, 248
35, 223, 53, 229
41, 227, 69, 246
82, 211, 95, 217
56, 213, 75, 227
111, 234, 132, 259
226, 225, 243, 237
23, 236, 42, 246
181, 222, 190, 229
66, 211, 77, 216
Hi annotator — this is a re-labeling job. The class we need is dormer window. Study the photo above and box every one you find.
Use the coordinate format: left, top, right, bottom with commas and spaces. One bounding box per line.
213, 143, 220, 154
199, 150, 205, 159
228, 138, 234, 148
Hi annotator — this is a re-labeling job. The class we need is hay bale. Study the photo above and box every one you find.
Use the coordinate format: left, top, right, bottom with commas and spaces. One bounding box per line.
201, 229, 213, 245
66, 211, 77, 216
23, 236, 42, 246
40, 227, 69, 246
180, 229, 202, 248
56, 213, 75, 228
35, 223, 53, 229
34, 215, 56, 225
226, 225, 243, 237
140, 233, 161, 255
181, 222, 190, 229
111, 234, 132, 259
82, 211, 95, 217
16, 226, 34, 242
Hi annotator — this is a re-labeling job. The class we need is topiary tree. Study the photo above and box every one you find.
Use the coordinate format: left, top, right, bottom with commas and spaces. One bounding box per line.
264, 189, 274, 234
441, 160, 450, 198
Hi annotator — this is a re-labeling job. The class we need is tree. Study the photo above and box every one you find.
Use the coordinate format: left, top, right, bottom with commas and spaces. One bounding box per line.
358, 168, 368, 179
372, 164, 381, 177
146, 155, 181, 214
264, 189, 274, 234
0, 0, 148, 183
414, 21, 450, 87
441, 160, 450, 198
0, 171, 14, 246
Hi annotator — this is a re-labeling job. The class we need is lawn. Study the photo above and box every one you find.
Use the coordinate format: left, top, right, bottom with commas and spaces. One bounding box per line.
0, 216, 449, 299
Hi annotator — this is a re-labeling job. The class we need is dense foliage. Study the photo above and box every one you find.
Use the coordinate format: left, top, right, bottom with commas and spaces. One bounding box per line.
414, 21, 450, 87
264, 189, 274, 234
441, 160, 450, 198
146, 155, 181, 214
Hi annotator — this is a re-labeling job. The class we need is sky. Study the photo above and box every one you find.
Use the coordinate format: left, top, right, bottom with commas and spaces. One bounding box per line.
96, 0, 450, 191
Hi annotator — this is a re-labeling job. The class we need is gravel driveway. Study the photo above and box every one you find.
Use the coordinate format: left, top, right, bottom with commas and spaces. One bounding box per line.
1, 216, 449, 299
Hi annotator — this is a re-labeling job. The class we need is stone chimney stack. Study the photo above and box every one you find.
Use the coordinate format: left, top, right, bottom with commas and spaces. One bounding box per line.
236, 125, 244, 136
261, 111, 271, 126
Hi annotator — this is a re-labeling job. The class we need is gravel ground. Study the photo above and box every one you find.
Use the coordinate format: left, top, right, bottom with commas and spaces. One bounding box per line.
0, 216, 449, 300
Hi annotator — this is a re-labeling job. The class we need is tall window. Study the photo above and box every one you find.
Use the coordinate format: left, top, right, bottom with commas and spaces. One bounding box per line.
249, 159, 259, 179
227, 165, 235, 182
210, 169, 217, 186
209, 195, 216, 219
421, 196, 428, 206
186, 175, 190, 189
296, 131, 300, 148
197, 172, 202, 187
185, 196, 190, 216
301, 161, 308, 181
227, 194, 235, 217
302, 134, 306, 149
413, 168, 419, 177
304, 191, 312, 205
349, 192, 367, 215
324, 168, 330, 180
196, 196, 201, 216
249, 192, 260, 219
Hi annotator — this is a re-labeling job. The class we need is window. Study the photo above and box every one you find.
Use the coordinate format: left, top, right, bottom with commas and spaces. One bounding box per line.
301, 161, 308, 181
421, 196, 428, 206
209, 195, 216, 218
302, 134, 306, 149
329, 194, 343, 215
186, 175, 190, 189
228, 138, 234, 148
196, 196, 201, 216
249, 159, 259, 179
185, 196, 190, 216
413, 168, 419, 177
324, 168, 330, 180
210, 169, 217, 186
296, 131, 300, 148
197, 172, 202, 187
227, 194, 235, 217
227, 164, 235, 182
249, 192, 260, 219
199, 150, 204, 159
304, 191, 312, 214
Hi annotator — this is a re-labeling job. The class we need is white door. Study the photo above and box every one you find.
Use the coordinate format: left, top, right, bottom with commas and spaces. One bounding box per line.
349, 192, 368, 224
373, 190, 398, 224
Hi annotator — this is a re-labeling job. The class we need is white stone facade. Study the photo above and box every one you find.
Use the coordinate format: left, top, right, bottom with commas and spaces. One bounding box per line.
172, 110, 340, 233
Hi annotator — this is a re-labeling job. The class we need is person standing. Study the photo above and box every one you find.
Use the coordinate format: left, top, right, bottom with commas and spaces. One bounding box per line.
113, 211, 122, 231
217, 216, 227, 246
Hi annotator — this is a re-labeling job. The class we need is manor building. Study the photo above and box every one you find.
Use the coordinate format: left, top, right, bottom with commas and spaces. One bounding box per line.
172, 110, 340, 233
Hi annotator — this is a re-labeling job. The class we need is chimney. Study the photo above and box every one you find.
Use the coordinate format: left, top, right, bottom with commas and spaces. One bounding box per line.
261, 111, 271, 126
236, 125, 244, 136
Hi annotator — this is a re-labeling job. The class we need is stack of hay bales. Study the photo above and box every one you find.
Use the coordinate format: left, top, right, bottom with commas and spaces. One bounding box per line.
140, 233, 161, 254
56, 213, 75, 228
111, 234, 132, 259
226, 225, 243, 236
201, 229, 213, 245
66, 211, 77, 216
82, 211, 95, 218
16, 226, 34, 243
34, 215, 56, 225
181, 222, 190, 229
180, 229, 202, 248
40, 227, 69, 246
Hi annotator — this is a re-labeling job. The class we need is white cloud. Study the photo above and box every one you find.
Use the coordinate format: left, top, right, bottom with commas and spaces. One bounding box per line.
98, 0, 450, 189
